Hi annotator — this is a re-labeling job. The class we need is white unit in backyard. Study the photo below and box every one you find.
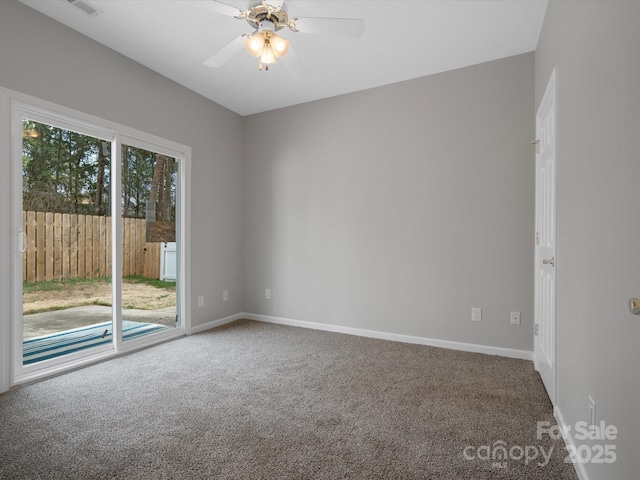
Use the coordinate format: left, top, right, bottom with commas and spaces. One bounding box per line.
160, 242, 176, 281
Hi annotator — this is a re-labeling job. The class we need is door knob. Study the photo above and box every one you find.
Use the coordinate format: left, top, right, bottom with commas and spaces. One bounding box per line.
629, 298, 640, 315
542, 256, 555, 267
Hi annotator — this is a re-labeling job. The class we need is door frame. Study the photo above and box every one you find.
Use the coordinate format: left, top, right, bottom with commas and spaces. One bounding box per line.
0, 90, 12, 393
534, 66, 557, 404
4, 87, 191, 386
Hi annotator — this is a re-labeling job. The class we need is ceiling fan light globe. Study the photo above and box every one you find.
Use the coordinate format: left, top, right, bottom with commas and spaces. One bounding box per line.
271, 34, 289, 58
245, 33, 265, 57
260, 43, 277, 65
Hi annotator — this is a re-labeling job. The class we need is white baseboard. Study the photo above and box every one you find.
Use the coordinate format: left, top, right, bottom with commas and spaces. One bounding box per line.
242, 313, 533, 360
189, 313, 244, 335
554, 406, 590, 480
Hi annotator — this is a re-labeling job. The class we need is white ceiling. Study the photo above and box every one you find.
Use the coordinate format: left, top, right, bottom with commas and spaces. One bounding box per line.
21, 0, 548, 116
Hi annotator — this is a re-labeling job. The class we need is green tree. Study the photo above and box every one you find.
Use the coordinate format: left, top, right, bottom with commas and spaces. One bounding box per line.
22, 119, 110, 215
22, 119, 175, 220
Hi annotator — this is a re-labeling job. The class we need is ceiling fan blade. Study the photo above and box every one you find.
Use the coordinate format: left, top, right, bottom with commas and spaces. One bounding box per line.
206, 0, 243, 18
204, 34, 246, 68
292, 17, 365, 38
282, 44, 308, 79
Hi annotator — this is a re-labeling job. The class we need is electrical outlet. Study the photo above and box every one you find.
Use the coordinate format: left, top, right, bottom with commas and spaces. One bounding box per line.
197, 296, 204, 307
471, 307, 482, 322
265, 288, 271, 299
510, 311, 521, 325
223, 290, 229, 302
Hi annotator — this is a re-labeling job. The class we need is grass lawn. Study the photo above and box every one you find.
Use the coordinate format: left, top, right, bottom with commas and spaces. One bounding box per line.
23, 276, 176, 314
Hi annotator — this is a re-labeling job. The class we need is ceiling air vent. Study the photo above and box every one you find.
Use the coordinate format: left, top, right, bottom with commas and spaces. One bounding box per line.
66, 0, 102, 17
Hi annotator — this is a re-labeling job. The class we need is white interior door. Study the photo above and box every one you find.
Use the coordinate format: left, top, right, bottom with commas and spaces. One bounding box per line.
534, 68, 557, 404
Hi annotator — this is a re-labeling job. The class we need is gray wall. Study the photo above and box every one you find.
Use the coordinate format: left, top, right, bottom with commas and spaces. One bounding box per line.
536, 1, 640, 478
243, 53, 535, 351
0, 1, 245, 333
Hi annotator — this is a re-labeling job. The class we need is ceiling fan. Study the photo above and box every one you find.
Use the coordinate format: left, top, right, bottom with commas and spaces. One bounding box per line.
204, 0, 365, 74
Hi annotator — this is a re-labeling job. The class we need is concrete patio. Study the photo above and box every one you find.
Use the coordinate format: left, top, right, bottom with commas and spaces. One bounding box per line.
23, 305, 177, 339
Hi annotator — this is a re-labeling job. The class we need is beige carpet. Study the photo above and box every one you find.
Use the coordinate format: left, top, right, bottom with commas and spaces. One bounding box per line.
0, 319, 578, 479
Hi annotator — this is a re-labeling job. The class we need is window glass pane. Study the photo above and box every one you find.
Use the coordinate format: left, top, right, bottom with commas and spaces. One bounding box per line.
21, 118, 113, 365
121, 145, 178, 340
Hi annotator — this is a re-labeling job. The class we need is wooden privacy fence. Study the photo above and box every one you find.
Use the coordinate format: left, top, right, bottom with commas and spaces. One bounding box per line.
23, 211, 161, 282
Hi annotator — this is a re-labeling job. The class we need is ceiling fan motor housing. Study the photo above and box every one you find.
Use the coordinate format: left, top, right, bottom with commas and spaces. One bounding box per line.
245, 2, 288, 31
258, 20, 276, 34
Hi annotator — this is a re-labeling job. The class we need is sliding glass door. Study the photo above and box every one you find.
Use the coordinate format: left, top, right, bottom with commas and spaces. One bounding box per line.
13, 101, 187, 381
